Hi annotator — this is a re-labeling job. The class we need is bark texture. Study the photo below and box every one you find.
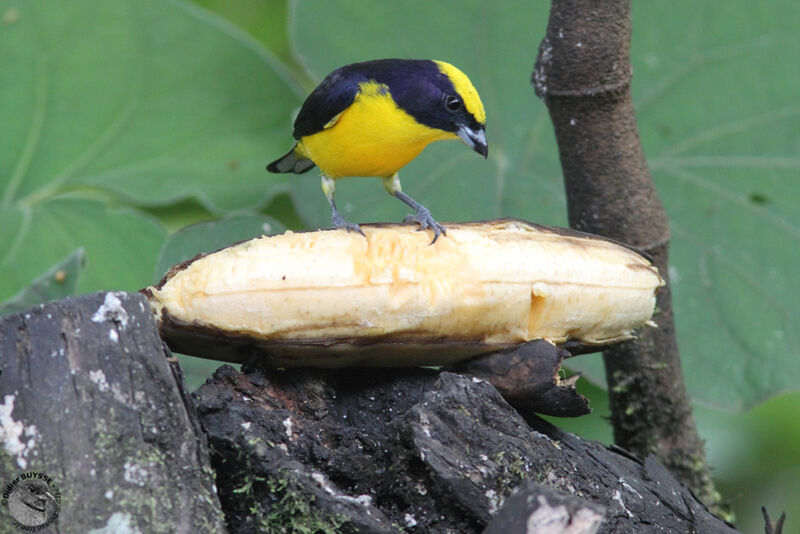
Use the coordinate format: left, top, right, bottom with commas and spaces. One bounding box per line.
452, 339, 590, 417
0, 292, 226, 533
0, 293, 738, 532
193, 363, 738, 533
532, 0, 717, 506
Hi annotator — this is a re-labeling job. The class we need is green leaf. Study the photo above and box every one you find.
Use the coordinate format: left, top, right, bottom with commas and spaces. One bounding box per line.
289, 0, 563, 230
155, 211, 285, 280
0, 197, 165, 301
290, 1, 800, 409
190, 0, 292, 66
1, 0, 301, 303
0, 248, 85, 317
630, 2, 800, 410
1, 0, 302, 212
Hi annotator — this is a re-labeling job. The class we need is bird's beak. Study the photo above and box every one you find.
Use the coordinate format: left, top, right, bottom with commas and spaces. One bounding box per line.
457, 125, 488, 158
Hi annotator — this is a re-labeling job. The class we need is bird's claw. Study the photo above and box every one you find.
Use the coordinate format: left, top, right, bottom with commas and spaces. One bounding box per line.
403, 209, 446, 245
332, 213, 365, 236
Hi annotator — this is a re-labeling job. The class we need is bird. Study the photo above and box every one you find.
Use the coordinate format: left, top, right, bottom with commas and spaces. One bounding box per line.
267, 58, 488, 244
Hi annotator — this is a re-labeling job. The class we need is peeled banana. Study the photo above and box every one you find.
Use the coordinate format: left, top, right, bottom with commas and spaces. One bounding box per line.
144, 219, 664, 367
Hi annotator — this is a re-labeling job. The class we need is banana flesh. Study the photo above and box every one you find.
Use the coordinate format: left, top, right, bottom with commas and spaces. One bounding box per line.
144, 219, 664, 367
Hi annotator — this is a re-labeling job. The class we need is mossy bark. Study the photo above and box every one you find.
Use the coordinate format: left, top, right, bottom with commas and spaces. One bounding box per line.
0, 292, 226, 533
193, 364, 738, 533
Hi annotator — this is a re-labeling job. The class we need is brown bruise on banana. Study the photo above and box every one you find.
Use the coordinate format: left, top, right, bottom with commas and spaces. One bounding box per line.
144, 219, 664, 367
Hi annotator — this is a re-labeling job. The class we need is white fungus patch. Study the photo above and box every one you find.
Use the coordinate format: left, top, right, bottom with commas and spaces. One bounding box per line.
485, 489, 502, 515
282, 417, 293, 438
0, 396, 24, 456
91, 292, 129, 329
88, 512, 141, 534
0, 395, 38, 469
123, 461, 149, 487
419, 412, 432, 438
526, 496, 570, 532
312, 472, 338, 496
341, 494, 373, 507
311, 472, 372, 507
526, 495, 603, 533
110, 383, 128, 404
404, 513, 418, 527
90, 370, 110, 392
611, 489, 633, 518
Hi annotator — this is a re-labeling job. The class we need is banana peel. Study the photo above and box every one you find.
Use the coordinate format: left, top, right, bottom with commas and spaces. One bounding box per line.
143, 219, 664, 368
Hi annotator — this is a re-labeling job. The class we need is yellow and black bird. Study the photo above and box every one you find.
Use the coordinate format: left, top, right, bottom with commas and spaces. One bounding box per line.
267, 58, 488, 243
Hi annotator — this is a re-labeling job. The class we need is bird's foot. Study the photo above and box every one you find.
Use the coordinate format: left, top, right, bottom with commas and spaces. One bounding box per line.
332, 212, 365, 236
403, 208, 447, 244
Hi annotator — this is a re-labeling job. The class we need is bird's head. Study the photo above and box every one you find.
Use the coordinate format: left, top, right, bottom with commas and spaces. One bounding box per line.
380, 59, 488, 158
432, 60, 488, 158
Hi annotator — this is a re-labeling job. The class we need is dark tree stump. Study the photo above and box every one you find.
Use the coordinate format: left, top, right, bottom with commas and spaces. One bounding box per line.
1, 292, 739, 533
193, 364, 738, 534
0, 292, 226, 533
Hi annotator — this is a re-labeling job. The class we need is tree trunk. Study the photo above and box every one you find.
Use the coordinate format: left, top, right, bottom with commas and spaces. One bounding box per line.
532, 0, 717, 507
0, 292, 226, 533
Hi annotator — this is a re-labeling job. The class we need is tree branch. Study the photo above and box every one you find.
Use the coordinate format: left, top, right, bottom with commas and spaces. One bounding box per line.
532, 0, 719, 508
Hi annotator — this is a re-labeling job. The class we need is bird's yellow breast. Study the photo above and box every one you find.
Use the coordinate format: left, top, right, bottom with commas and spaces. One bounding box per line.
296, 81, 458, 179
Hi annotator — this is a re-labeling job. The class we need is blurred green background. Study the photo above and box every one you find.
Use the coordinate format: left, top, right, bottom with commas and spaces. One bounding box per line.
1, 0, 797, 531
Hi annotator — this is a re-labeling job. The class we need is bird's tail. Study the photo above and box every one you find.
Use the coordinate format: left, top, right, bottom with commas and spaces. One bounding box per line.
266, 144, 316, 174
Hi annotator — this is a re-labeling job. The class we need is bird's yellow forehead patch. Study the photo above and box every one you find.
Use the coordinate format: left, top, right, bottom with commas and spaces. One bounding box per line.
434, 60, 486, 125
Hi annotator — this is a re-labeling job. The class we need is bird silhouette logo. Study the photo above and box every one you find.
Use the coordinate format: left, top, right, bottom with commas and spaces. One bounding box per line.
4, 476, 60, 529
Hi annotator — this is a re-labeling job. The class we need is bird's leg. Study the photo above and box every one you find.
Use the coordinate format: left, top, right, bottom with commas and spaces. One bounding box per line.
322, 174, 364, 235
382, 173, 446, 244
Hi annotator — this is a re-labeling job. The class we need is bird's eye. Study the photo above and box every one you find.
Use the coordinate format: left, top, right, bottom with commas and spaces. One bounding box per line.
445, 95, 462, 112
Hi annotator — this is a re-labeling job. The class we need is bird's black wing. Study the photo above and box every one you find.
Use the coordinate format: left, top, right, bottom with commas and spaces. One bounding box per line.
293, 66, 367, 139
